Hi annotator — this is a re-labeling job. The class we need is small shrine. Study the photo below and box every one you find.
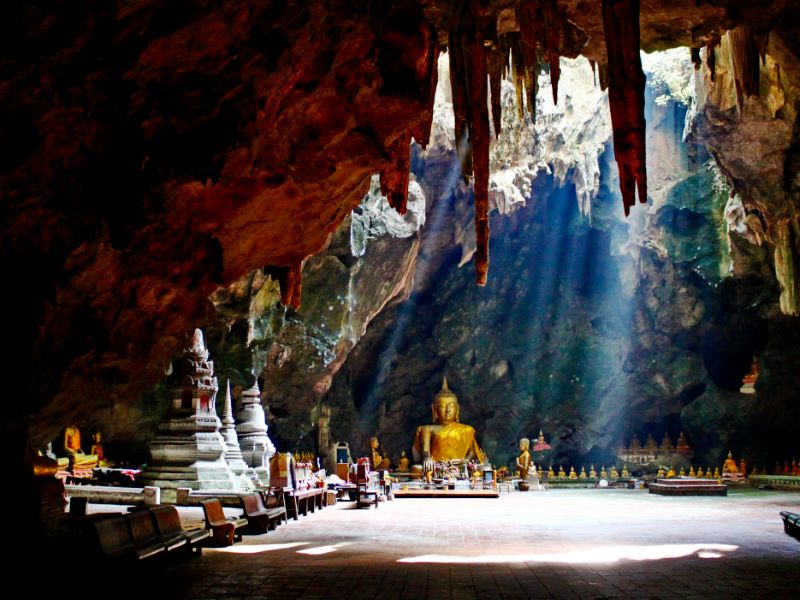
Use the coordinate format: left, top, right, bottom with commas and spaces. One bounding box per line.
220, 380, 248, 476
618, 432, 694, 465
739, 356, 760, 394
236, 380, 276, 486
139, 329, 238, 492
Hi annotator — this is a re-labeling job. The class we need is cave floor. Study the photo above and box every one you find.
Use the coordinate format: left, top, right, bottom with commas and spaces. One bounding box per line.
94, 488, 799, 599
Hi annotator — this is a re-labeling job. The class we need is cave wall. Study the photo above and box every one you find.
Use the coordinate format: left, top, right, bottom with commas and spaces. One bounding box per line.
322, 51, 800, 471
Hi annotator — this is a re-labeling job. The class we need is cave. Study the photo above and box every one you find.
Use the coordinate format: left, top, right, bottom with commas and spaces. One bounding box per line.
4, 1, 800, 596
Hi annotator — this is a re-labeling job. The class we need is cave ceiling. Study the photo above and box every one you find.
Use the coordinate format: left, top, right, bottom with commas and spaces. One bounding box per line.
1, 0, 798, 447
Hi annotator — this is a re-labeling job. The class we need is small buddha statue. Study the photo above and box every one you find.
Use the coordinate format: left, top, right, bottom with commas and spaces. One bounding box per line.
621, 466, 630, 478
713, 467, 721, 478
516, 438, 532, 479
706, 467, 714, 479
547, 465, 555, 479
398, 450, 410, 472
688, 466, 696, 478
412, 377, 485, 473
558, 465, 566, 478
739, 458, 747, 477
722, 451, 738, 474
578, 466, 587, 479
678, 467, 685, 477
610, 466, 619, 479
667, 466, 676, 478
600, 466, 608, 479
589, 465, 597, 479
696, 466, 704, 478
91, 431, 114, 468
568, 466, 577, 479
369, 436, 391, 470
656, 467, 665, 478
62, 425, 99, 471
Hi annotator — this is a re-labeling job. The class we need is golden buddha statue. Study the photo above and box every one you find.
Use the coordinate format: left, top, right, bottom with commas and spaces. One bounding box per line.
713, 467, 721, 478
547, 465, 555, 479
369, 436, 391, 470
63, 425, 98, 471
722, 451, 738, 474
558, 465, 566, 478
667, 466, 676, 478
610, 466, 619, 479
568, 466, 577, 479
516, 438, 532, 478
678, 467, 685, 477
412, 377, 485, 472
589, 465, 597, 478
91, 431, 114, 468
578, 466, 587, 479
688, 466, 696, 478
656, 466, 665, 478
600, 466, 608, 479
398, 450, 410, 472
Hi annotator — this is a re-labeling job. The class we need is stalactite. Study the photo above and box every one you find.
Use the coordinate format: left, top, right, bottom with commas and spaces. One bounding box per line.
598, 62, 609, 91
707, 42, 717, 82
543, 0, 561, 104
691, 47, 701, 70
465, 0, 490, 285
729, 26, 762, 104
601, 0, 647, 216
379, 133, 411, 214
279, 264, 303, 309
409, 36, 440, 151
509, 33, 528, 119
449, 15, 472, 177
488, 44, 503, 138
516, 2, 539, 121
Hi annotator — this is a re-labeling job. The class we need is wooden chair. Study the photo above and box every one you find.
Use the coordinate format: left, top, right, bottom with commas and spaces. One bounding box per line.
201, 498, 247, 546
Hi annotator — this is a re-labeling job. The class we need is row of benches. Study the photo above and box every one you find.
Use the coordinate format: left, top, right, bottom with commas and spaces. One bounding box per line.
87, 505, 209, 563
84, 488, 305, 563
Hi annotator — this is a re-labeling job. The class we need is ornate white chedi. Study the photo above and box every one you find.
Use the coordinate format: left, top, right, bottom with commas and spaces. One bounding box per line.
220, 379, 248, 476
139, 329, 238, 491
236, 380, 275, 485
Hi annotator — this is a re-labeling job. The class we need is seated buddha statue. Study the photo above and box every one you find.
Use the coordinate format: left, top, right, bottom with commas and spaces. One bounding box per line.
516, 438, 532, 479
63, 425, 98, 471
412, 377, 485, 472
91, 431, 114, 468
722, 451, 738, 474
369, 436, 391, 470
398, 450, 410, 472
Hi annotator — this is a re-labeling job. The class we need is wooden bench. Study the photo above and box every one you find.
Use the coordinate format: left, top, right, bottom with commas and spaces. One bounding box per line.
240, 493, 287, 534
201, 498, 247, 546
283, 487, 325, 519
356, 490, 378, 509
780, 511, 800, 538
151, 505, 210, 555
90, 516, 153, 562
126, 510, 169, 558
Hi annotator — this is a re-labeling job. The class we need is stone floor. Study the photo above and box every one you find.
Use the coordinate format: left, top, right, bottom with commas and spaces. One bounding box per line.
99, 489, 800, 598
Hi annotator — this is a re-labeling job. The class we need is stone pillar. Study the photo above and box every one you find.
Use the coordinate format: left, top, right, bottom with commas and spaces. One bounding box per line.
236, 380, 275, 486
